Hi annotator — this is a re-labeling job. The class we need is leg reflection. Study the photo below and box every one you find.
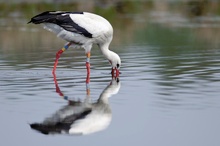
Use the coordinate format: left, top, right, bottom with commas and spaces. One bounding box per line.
86, 72, 90, 97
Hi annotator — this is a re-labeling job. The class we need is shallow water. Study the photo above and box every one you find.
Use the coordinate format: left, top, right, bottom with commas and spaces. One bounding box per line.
1, 6, 220, 146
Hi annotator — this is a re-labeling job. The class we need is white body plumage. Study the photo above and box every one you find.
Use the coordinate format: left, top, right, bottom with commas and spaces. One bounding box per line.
43, 12, 113, 52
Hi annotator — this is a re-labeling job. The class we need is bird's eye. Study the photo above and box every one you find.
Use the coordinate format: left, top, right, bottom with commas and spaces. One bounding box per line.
117, 63, 120, 68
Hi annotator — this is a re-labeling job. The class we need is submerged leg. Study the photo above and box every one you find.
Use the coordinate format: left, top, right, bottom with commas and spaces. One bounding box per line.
86, 52, 91, 75
52, 42, 72, 74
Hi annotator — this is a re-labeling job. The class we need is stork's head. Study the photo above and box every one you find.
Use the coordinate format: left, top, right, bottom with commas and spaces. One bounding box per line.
108, 52, 121, 77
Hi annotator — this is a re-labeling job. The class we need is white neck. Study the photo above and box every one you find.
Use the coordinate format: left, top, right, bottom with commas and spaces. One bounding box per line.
99, 43, 113, 60
99, 43, 120, 68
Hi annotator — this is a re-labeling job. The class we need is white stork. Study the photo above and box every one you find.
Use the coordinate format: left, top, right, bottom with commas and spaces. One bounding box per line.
28, 11, 121, 77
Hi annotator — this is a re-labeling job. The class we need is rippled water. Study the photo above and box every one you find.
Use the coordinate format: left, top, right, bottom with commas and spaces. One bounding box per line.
1, 15, 220, 146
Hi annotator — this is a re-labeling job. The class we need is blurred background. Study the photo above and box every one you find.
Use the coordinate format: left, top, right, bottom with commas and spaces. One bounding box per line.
1, 0, 220, 52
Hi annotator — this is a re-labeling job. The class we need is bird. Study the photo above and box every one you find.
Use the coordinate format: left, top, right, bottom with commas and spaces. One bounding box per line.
30, 77, 121, 135
28, 11, 121, 77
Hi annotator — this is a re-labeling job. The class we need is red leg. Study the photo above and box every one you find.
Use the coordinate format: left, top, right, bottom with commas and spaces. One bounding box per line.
85, 52, 91, 96
86, 52, 91, 75
52, 42, 71, 74
52, 72, 64, 97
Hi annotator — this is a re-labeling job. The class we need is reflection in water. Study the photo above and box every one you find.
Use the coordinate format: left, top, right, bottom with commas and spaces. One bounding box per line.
30, 73, 120, 135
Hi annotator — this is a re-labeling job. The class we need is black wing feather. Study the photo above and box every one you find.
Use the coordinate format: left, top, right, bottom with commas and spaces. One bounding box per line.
28, 11, 92, 38
30, 109, 92, 135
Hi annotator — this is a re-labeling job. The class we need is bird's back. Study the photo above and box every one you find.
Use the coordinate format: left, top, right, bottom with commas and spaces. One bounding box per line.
28, 11, 113, 43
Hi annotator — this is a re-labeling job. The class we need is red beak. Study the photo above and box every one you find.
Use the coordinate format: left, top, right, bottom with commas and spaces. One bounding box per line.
111, 68, 120, 77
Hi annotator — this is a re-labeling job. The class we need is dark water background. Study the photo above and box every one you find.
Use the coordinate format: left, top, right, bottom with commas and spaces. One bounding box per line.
1, 1, 220, 146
